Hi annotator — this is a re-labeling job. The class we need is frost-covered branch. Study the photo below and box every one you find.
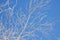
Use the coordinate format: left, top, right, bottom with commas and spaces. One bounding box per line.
0, 0, 53, 40
0, 0, 9, 7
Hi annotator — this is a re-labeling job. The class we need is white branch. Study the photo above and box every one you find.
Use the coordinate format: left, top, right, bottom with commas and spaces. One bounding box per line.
0, 0, 9, 7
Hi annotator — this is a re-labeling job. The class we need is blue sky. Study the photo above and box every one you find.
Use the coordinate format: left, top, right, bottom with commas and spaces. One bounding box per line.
0, 0, 60, 40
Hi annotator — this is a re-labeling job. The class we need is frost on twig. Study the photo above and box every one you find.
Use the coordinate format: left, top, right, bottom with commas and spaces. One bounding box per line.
0, 0, 55, 40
